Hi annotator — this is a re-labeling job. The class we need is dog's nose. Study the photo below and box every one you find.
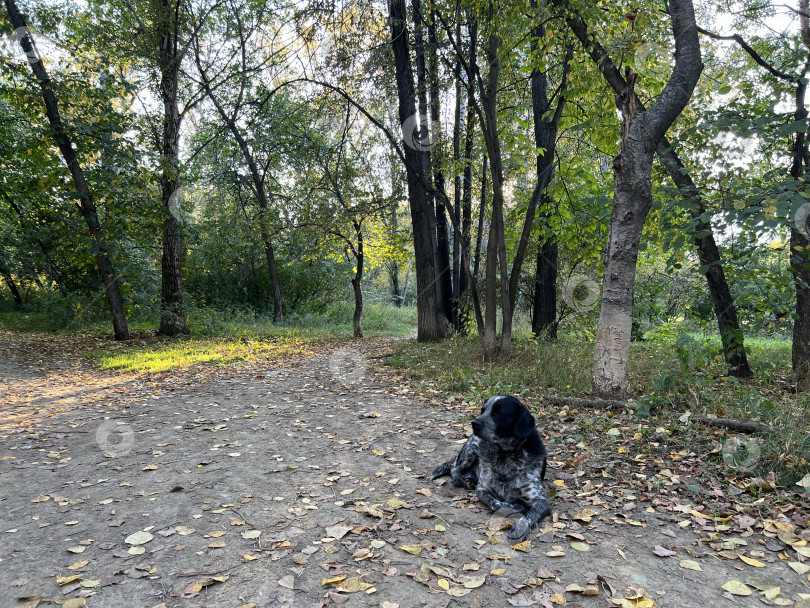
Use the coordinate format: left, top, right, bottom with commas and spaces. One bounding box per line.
471, 419, 482, 434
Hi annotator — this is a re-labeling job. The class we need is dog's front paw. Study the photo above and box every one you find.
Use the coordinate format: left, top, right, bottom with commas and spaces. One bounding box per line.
507, 517, 531, 542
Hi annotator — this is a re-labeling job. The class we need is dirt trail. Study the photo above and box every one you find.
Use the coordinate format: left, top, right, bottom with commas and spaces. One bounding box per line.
0, 336, 808, 608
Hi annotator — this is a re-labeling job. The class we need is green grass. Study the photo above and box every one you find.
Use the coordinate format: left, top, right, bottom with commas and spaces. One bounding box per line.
0, 302, 417, 374
89, 336, 315, 373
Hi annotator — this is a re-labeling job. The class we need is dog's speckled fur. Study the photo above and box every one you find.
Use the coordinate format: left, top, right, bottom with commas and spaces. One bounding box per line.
431, 395, 551, 542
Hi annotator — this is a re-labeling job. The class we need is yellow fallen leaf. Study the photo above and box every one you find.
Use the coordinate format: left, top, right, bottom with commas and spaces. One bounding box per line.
437, 579, 450, 590
399, 544, 422, 555
446, 587, 472, 597
67, 561, 88, 570
721, 580, 752, 596
789, 562, 810, 574
512, 540, 531, 552
550, 592, 566, 604
207, 531, 226, 538
739, 555, 765, 568
57, 575, 83, 586
679, 560, 702, 571
322, 575, 347, 586
336, 577, 373, 593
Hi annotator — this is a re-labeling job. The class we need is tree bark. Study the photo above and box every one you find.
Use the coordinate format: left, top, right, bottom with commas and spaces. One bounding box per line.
451, 15, 463, 330
352, 221, 364, 338
157, 0, 189, 336
559, 2, 751, 377
0, 267, 23, 309
428, 16, 453, 325
791, 76, 810, 390
592, 0, 703, 399
791, 4, 810, 390
4, 0, 130, 340
388, 0, 445, 341
473, 156, 487, 278
532, 223, 558, 339
528, 11, 564, 340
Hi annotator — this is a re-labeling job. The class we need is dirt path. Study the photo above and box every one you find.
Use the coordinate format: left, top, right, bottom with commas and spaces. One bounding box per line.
1, 336, 809, 608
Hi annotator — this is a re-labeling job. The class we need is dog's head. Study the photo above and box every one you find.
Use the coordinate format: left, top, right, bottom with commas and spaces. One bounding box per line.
471, 395, 535, 448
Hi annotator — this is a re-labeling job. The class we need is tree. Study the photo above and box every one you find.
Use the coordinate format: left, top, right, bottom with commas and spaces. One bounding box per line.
192, 0, 284, 322
696, 1, 810, 388
590, 0, 703, 399
388, 0, 447, 341
3, 0, 130, 339
557, 0, 752, 378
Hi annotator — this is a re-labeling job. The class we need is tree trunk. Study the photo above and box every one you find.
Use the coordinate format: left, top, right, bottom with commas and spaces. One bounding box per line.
458, 20, 477, 331
1, 268, 22, 309
532, 220, 558, 340
352, 222, 364, 338
592, 0, 703, 399
388, 0, 445, 341
451, 21, 463, 331
401, 259, 412, 307
473, 155, 487, 278
4, 0, 130, 340
791, 74, 810, 390
560, 2, 750, 377
428, 15, 453, 325
480, 32, 512, 357
791, 6, 810, 390
527, 12, 564, 340
157, 0, 189, 336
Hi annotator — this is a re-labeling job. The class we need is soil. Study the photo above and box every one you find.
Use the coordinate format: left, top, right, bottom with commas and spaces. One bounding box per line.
0, 330, 808, 608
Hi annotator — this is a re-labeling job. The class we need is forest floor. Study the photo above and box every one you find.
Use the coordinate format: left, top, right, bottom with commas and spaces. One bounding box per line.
2, 329, 810, 608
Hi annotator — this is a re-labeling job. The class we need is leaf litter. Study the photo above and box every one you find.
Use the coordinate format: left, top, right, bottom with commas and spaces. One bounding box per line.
1, 330, 810, 607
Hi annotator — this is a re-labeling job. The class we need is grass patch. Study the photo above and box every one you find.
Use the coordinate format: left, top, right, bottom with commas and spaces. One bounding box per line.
90, 336, 316, 373
386, 334, 594, 401
384, 328, 809, 483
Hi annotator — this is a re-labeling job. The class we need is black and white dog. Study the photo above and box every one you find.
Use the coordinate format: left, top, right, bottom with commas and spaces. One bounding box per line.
431, 395, 551, 542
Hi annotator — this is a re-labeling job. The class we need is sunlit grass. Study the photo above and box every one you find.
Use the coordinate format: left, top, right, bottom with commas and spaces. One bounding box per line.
89, 336, 323, 373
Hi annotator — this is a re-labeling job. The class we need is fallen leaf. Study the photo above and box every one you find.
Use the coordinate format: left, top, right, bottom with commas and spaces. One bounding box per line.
125, 531, 154, 545
721, 580, 752, 596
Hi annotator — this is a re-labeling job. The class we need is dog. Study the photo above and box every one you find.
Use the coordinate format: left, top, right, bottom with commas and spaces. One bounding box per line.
431, 395, 551, 542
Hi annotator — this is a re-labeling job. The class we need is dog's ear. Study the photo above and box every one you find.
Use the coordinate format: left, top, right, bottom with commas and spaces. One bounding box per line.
514, 403, 535, 438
